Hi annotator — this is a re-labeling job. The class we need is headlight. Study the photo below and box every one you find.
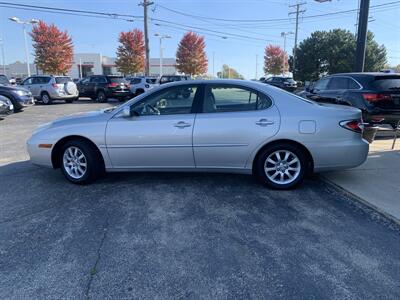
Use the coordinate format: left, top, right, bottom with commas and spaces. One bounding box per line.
13, 90, 29, 97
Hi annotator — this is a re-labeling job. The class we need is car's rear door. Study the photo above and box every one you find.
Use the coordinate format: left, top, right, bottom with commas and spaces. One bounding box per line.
106, 84, 202, 169
193, 83, 280, 169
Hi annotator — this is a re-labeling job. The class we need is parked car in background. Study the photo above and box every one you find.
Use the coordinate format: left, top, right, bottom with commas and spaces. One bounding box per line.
0, 95, 13, 115
27, 79, 368, 189
76, 75, 131, 102
159, 75, 190, 85
0, 81, 33, 112
21, 75, 79, 104
297, 73, 400, 128
264, 76, 297, 92
127, 76, 158, 96
0, 74, 10, 86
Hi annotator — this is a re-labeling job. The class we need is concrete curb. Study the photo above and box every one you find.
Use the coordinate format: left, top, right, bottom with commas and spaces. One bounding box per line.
321, 176, 400, 226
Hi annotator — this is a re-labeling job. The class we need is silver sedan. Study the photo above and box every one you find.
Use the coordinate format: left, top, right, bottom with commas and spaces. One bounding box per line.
27, 80, 369, 189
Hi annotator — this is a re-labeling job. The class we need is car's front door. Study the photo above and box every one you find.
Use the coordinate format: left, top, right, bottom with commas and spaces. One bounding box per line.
21, 77, 34, 95
106, 84, 201, 169
193, 84, 280, 169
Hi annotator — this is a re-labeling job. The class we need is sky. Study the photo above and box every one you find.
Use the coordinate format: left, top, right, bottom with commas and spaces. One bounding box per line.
0, 0, 399, 79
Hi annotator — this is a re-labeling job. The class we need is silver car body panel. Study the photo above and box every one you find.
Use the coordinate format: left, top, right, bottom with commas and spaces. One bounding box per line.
27, 79, 369, 174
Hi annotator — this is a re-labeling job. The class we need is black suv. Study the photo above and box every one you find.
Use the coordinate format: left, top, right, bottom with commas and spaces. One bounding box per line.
76, 75, 131, 102
264, 76, 297, 92
159, 75, 190, 85
298, 73, 400, 127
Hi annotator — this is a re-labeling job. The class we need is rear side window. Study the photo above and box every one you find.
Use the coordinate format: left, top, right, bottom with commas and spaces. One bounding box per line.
314, 78, 330, 91
372, 76, 400, 91
0, 75, 9, 84
55, 77, 71, 84
328, 77, 360, 90
203, 85, 272, 113
92, 77, 107, 83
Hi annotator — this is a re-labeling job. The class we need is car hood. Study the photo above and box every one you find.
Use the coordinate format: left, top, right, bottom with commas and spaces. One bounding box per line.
0, 84, 30, 93
51, 109, 111, 125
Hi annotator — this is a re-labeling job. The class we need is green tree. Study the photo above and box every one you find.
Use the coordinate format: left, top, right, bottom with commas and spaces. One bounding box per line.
217, 64, 244, 79
290, 29, 387, 81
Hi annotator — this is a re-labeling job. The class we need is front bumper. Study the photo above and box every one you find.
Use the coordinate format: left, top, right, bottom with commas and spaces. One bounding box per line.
27, 138, 53, 167
14, 95, 34, 109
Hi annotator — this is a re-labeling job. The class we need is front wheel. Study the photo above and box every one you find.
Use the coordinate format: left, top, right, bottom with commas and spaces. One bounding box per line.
254, 143, 307, 189
60, 140, 103, 184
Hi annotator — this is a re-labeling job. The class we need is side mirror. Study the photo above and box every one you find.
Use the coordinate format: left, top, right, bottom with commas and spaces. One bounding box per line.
122, 106, 131, 118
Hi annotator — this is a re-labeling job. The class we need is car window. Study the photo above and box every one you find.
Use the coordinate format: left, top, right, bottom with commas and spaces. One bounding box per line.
372, 76, 400, 91
130, 78, 142, 84
313, 78, 330, 91
81, 78, 90, 84
348, 78, 360, 89
32, 77, 43, 84
22, 78, 33, 85
203, 85, 272, 113
131, 85, 198, 116
159, 77, 169, 84
0, 75, 9, 85
108, 77, 126, 83
55, 77, 71, 84
327, 77, 349, 90
146, 78, 156, 84
265, 78, 273, 82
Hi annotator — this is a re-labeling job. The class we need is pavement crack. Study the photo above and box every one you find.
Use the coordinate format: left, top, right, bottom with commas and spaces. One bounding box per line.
85, 216, 109, 300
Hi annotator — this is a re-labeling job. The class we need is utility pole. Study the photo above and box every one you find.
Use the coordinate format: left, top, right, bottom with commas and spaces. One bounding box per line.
355, 0, 370, 72
289, 2, 306, 75
281, 31, 294, 75
139, 0, 153, 76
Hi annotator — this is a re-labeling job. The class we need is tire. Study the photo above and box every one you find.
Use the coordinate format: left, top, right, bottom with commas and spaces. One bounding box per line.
41, 92, 52, 105
96, 90, 107, 103
60, 140, 104, 184
135, 89, 144, 96
254, 143, 307, 190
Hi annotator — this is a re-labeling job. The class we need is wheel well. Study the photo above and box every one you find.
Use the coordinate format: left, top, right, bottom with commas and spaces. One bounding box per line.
41, 91, 49, 96
252, 139, 314, 174
136, 89, 145, 93
51, 135, 105, 169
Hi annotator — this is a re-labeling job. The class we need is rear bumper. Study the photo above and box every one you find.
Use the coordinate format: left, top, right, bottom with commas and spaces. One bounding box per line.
48, 91, 79, 100
308, 138, 369, 172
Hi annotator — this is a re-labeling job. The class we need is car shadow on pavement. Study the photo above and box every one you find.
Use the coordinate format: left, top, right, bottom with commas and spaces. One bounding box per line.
1, 160, 400, 299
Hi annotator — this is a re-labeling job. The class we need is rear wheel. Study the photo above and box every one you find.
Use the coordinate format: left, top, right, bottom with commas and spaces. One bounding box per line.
41, 92, 52, 105
60, 140, 103, 184
254, 143, 307, 189
96, 90, 107, 103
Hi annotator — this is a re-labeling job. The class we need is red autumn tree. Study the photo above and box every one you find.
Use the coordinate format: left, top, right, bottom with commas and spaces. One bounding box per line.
264, 45, 288, 75
30, 20, 73, 75
176, 32, 208, 76
115, 29, 145, 75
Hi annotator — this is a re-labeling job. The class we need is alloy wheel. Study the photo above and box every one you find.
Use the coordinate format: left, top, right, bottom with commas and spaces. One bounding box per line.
264, 150, 301, 185
63, 146, 87, 179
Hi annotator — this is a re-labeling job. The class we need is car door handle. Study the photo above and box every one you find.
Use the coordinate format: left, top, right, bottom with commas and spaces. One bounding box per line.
256, 119, 274, 126
174, 121, 191, 128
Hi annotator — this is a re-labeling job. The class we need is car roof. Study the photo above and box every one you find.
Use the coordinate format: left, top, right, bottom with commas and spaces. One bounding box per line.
330, 72, 400, 78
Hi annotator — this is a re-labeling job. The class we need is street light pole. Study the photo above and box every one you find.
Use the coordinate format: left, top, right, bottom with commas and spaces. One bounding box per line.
154, 33, 171, 77
0, 38, 5, 75
8, 17, 39, 77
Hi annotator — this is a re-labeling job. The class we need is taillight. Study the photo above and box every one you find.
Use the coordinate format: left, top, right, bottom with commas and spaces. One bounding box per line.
339, 119, 364, 133
52, 83, 58, 88
362, 93, 391, 102
107, 82, 118, 88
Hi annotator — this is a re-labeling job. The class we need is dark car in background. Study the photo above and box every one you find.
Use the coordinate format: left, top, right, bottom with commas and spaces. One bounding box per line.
76, 75, 131, 102
264, 76, 297, 92
0, 74, 33, 112
159, 75, 190, 85
298, 73, 400, 128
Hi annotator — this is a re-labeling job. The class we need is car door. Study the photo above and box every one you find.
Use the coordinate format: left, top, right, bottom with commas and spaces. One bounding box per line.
106, 84, 201, 169
77, 77, 90, 96
21, 77, 34, 95
193, 84, 280, 169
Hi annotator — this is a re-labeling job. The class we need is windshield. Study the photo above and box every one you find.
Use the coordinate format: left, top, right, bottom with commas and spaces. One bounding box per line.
0, 75, 9, 85
55, 77, 72, 84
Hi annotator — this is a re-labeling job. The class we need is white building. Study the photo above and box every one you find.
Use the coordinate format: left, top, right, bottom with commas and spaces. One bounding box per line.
68, 53, 177, 78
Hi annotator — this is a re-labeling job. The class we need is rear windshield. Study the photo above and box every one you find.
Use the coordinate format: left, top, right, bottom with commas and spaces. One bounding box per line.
55, 77, 72, 84
108, 76, 127, 83
0, 75, 9, 85
373, 76, 400, 91
284, 78, 296, 83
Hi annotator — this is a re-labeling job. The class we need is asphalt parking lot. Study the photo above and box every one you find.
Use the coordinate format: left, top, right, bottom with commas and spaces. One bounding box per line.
1, 101, 400, 299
